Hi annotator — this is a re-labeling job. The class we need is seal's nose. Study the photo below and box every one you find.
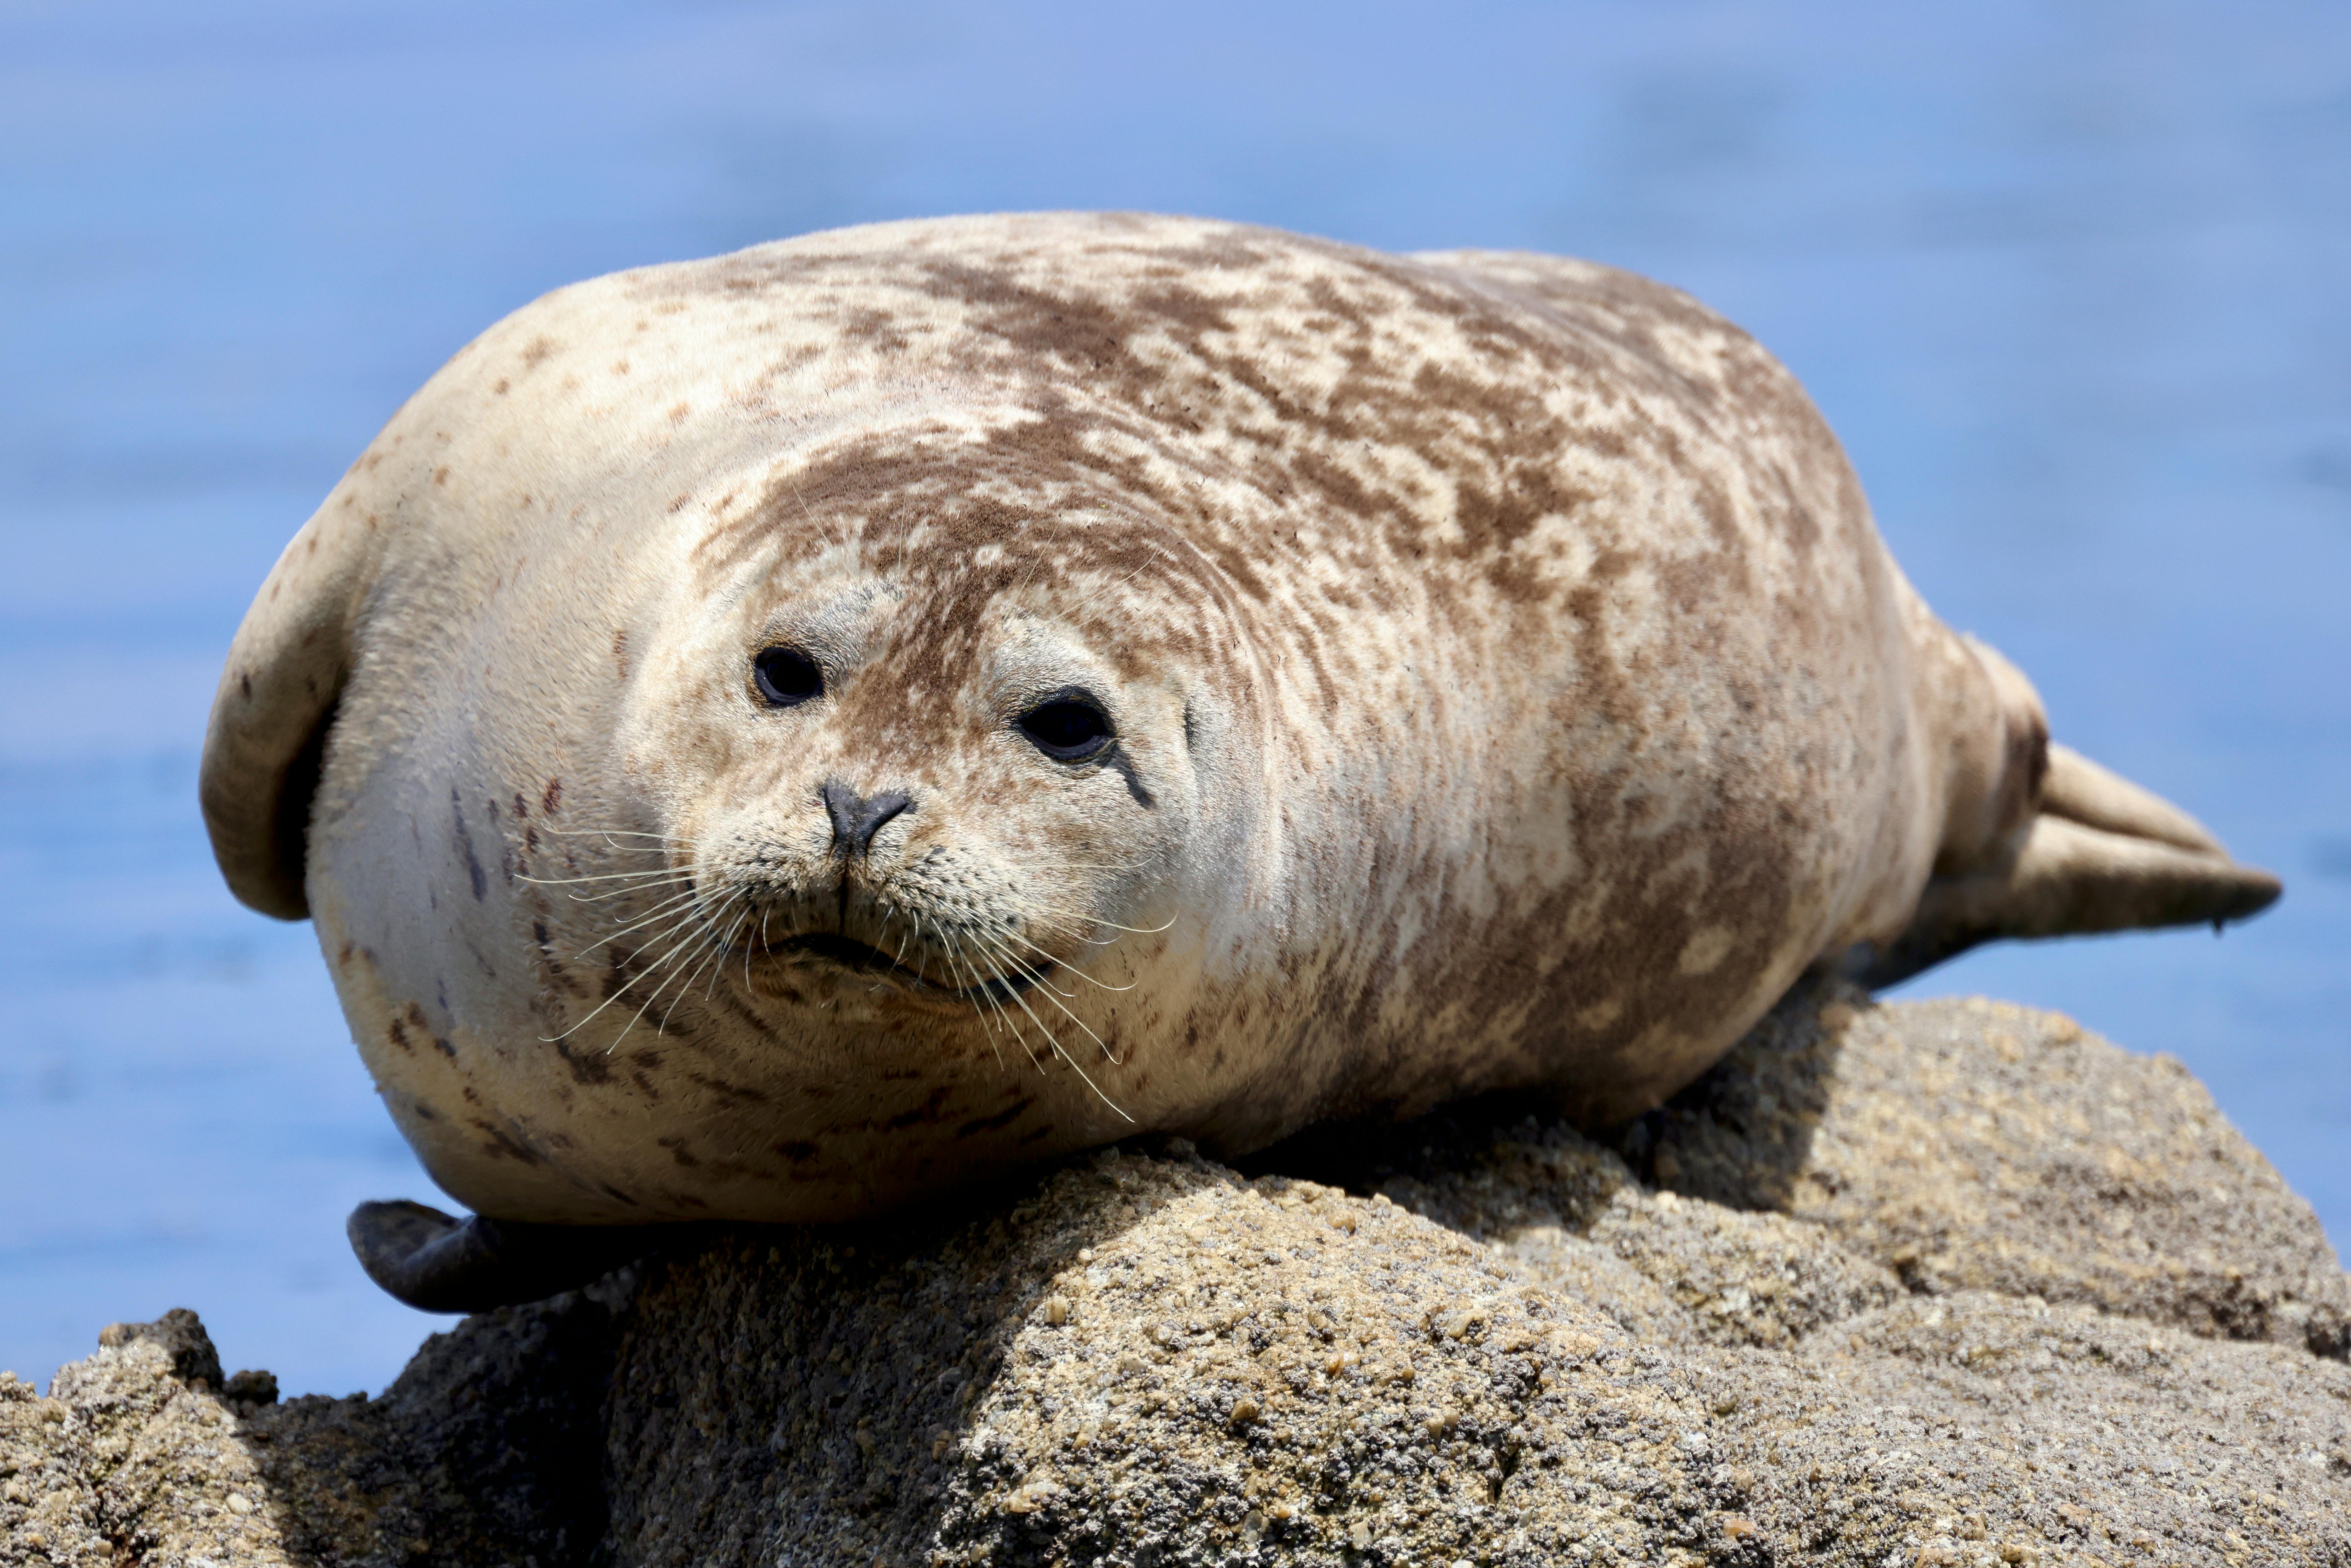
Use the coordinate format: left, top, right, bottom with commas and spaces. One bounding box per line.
819, 781, 911, 858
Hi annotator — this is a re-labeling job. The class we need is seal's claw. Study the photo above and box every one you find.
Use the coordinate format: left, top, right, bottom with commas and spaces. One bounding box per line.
347, 1199, 653, 1312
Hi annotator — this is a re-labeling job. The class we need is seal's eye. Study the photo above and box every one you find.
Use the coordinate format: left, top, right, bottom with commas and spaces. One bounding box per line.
1018, 693, 1113, 762
752, 647, 823, 707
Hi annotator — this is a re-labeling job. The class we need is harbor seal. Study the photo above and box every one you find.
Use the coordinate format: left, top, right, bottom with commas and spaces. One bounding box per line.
199, 213, 2281, 1309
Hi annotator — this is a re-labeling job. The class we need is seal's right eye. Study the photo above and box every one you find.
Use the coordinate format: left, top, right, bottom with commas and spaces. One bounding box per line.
752, 647, 823, 707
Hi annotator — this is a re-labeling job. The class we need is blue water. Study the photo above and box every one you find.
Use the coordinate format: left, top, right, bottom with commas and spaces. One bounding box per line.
3, 0, 2345, 1397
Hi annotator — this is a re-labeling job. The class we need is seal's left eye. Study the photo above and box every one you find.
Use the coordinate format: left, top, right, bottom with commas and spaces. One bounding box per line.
752, 647, 823, 707
1019, 694, 1113, 762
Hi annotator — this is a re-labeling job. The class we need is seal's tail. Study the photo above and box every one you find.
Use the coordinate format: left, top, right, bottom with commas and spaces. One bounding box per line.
1856, 742, 2282, 988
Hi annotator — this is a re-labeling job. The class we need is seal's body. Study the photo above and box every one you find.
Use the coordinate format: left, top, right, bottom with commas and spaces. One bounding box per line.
202, 215, 2277, 1267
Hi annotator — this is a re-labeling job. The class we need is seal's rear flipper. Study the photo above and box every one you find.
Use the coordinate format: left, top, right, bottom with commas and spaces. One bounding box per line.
348, 1200, 658, 1312
1853, 743, 2282, 989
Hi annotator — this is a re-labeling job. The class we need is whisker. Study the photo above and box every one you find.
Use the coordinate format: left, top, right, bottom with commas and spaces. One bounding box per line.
1019, 903, 1179, 937
559, 878, 701, 911
661, 898, 749, 1033
974, 932, 1078, 1001
606, 919, 722, 1053
910, 914, 942, 989
561, 876, 701, 906
555, 888, 736, 1048
543, 894, 718, 1045
997, 926, 1139, 993
985, 945, 1133, 1122
943, 936, 1014, 1070
516, 866, 692, 888
639, 915, 730, 1042
962, 939, 1036, 1070
976, 934, 1124, 1067
746, 904, 767, 993
601, 940, 704, 1053
1012, 861, 1148, 874
696, 901, 755, 1003
569, 885, 709, 962
955, 941, 1043, 1061
537, 827, 700, 844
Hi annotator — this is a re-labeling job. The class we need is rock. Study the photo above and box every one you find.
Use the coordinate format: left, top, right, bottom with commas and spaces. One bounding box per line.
0, 1370, 106, 1566
1622, 987, 2351, 1358
3, 1284, 624, 1565
1371, 1120, 1908, 1350
8, 982, 2348, 1565
5, 1309, 289, 1566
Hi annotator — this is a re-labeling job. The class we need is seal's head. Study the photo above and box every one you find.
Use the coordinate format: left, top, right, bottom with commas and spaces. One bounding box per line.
616, 467, 1263, 1106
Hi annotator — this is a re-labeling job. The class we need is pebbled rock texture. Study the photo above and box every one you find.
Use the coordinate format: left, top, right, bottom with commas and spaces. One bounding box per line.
6, 982, 2347, 1566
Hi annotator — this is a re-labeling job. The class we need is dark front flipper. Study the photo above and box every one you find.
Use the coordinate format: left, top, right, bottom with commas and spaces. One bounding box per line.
348, 1199, 660, 1312
1852, 743, 2283, 989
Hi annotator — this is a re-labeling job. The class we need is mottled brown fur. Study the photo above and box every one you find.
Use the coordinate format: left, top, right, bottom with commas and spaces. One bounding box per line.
200, 214, 2277, 1227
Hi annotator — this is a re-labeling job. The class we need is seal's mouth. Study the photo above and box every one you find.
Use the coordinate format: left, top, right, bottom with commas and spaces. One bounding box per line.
762, 931, 1050, 1002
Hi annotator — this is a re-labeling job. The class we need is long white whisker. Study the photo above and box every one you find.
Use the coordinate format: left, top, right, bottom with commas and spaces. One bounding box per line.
561, 874, 701, 905
631, 905, 731, 1043
570, 885, 710, 962
662, 900, 748, 1032
943, 935, 1014, 1069
552, 893, 728, 1047
619, 884, 714, 928
975, 932, 1078, 1002
517, 866, 693, 888
558, 878, 697, 906
1020, 903, 1179, 936
1010, 862, 1146, 874
599, 953, 698, 1054
604, 922, 721, 1053
910, 914, 941, 988
977, 935, 1123, 1066
960, 941, 1050, 1066
537, 827, 700, 844
956, 935, 1033, 1068
555, 879, 738, 1048
986, 948, 1133, 1123
702, 902, 755, 1002
998, 926, 1138, 993
746, 903, 767, 993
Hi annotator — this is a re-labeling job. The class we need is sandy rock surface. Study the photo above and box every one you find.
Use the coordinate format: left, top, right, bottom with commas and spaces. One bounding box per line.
6, 982, 2347, 1566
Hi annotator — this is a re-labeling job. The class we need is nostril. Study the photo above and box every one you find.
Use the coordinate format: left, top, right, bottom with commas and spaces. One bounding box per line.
820, 781, 913, 857
856, 791, 911, 851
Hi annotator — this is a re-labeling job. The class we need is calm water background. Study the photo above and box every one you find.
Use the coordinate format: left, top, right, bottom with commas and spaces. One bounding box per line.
3, 0, 2345, 1396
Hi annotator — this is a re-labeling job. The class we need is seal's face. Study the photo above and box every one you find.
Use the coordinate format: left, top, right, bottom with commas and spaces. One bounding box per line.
606, 512, 1211, 1108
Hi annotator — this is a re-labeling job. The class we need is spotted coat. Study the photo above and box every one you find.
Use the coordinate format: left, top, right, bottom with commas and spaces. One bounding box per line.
202, 215, 2057, 1225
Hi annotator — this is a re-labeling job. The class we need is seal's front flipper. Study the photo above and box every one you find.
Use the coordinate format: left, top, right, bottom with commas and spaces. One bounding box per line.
1856, 743, 2282, 988
348, 1199, 657, 1312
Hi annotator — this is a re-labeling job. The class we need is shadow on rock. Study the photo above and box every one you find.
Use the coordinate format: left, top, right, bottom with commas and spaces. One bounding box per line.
604, 1156, 1223, 1566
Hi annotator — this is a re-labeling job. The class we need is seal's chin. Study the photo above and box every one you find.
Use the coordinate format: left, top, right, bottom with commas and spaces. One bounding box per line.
756, 931, 1052, 1004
